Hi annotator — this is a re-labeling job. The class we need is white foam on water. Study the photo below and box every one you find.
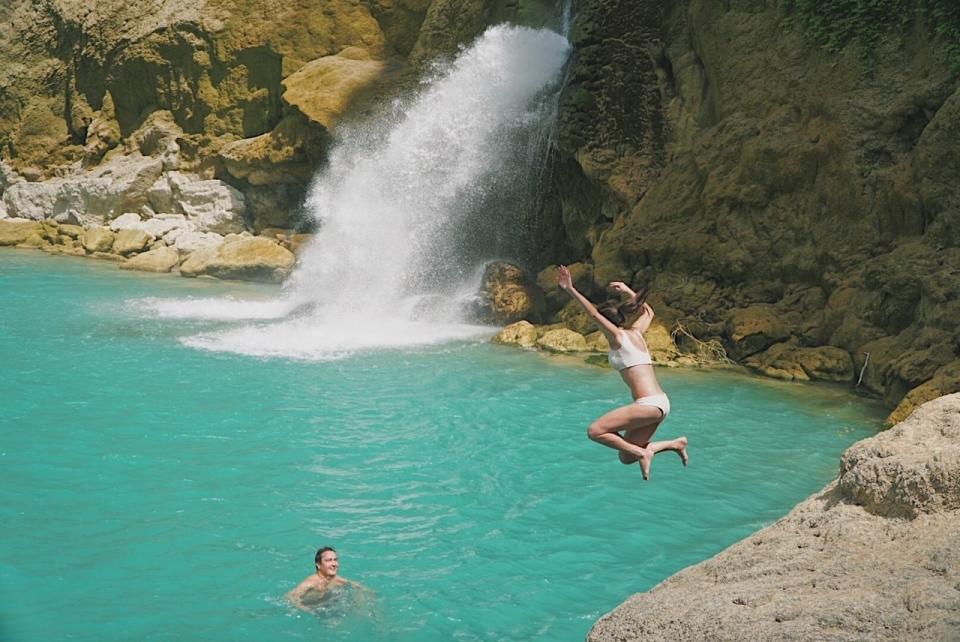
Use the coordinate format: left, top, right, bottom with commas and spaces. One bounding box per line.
137, 25, 570, 359
182, 318, 494, 361
135, 297, 297, 321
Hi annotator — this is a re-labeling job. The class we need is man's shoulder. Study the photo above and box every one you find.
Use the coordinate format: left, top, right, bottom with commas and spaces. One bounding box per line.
301, 574, 326, 588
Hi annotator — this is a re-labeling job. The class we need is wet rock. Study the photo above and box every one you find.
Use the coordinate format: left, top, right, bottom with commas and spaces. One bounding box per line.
536, 328, 587, 353
476, 261, 544, 324
492, 320, 538, 348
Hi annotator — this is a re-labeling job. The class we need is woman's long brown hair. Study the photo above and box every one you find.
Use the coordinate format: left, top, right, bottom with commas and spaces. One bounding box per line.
597, 286, 650, 328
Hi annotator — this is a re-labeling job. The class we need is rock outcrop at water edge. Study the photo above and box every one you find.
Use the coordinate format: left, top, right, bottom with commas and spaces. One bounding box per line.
587, 393, 960, 642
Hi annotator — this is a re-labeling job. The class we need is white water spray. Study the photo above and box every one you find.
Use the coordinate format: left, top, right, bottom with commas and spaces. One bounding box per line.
140, 25, 570, 360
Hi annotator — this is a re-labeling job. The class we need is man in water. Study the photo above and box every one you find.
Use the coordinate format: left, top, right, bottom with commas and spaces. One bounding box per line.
286, 546, 361, 611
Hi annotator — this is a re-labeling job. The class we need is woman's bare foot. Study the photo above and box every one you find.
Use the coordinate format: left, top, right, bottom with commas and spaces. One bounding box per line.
636, 447, 654, 480
676, 436, 688, 467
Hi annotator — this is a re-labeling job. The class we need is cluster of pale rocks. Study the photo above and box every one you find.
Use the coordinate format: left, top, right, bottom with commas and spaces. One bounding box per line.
491, 318, 694, 368
0, 159, 308, 283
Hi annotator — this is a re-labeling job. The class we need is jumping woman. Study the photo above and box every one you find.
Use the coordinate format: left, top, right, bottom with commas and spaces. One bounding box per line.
557, 265, 688, 479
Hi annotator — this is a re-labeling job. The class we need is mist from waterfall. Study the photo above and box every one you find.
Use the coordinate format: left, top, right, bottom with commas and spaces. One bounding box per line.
140, 25, 570, 360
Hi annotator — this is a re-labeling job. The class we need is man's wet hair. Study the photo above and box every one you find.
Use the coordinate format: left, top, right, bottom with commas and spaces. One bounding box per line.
315, 546, 336, 566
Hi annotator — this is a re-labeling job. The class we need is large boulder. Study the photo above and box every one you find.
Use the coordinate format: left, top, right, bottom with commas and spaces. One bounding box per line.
839, 395, 960, 518
173, 231, 224, 255
178, 235, 296, 283
112, 229, 153, 255
554, 299, 596, 335
644, 321, 681, 363
584, 331, 610, 352
281, 47, 389, 131
218, 115, 324, 187
120, 246, 180, 273
492, 320, 538, 348
887, 360, 960, 425
80, 226, 116, 253
536, 328, 588, 353
0, 219, 44, 246
477, 261, 544, 324
725, 304, 792, 360
745, 342, 854, 382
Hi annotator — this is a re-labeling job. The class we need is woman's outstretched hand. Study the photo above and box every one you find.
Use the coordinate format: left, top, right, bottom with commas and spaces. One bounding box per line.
609, 281, 634, 296
557, 265, 573, 291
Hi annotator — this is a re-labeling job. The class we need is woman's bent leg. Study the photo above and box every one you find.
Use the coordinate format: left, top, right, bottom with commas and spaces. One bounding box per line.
588, 404, 664, 479
619, 421, 661, 464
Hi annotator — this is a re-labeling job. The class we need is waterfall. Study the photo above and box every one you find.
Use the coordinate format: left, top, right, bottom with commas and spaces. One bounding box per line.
143, 25, 570, 360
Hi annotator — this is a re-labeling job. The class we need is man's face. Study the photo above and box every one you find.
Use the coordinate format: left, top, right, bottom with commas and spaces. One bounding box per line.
317, 551, 339, 578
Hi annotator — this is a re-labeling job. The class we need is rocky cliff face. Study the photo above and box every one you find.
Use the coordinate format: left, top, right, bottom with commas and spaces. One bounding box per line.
0, 0, 545, 228
554, 0, 960, 421
587, 393, 960, 642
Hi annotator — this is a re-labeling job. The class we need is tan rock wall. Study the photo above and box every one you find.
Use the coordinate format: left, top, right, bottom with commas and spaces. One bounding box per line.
554, 0, 960, 418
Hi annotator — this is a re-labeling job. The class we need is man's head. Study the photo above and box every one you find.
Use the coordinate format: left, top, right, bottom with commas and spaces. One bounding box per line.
314, 546, 339, 578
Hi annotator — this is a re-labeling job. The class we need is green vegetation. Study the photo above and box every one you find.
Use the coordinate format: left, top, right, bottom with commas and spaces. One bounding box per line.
782, 0, 960, 73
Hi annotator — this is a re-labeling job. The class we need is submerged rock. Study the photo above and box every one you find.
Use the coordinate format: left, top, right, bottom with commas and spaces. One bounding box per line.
476, 261, 544, 324
492, 320, 538, 348
588, 394, 960, 642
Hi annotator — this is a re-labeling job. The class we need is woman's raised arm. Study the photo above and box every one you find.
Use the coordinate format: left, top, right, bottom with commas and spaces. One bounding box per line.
558, 266, 621, 339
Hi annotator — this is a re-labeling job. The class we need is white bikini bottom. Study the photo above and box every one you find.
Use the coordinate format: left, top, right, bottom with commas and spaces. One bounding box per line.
634, 393, 670, 418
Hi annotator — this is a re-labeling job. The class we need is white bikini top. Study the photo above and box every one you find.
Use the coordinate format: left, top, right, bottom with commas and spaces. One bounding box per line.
608, 330, 653, 371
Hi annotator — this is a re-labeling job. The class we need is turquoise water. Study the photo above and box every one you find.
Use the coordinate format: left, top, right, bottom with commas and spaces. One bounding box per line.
0, 251, 883, 641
